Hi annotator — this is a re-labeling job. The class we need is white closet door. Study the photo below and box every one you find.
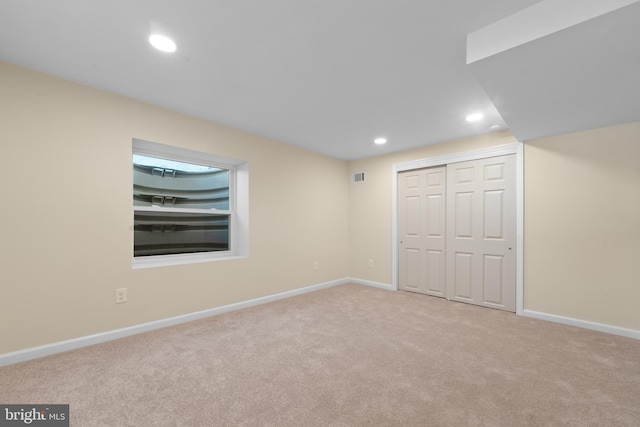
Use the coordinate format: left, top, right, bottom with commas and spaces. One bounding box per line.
445, 155, 516, 311
398, 167, 446, 297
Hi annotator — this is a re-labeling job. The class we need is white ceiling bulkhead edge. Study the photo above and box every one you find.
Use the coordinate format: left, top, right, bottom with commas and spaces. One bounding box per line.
467, 0, 640, 142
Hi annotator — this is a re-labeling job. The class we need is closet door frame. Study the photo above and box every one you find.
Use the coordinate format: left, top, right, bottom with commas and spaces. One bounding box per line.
391, 142, 524, 314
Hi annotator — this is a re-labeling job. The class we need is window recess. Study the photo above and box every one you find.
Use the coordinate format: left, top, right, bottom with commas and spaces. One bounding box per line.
132, 139, 248, 268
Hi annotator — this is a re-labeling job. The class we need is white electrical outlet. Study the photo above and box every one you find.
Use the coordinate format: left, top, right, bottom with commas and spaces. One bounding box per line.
313, 261, 319, 271
368, 259, 374, 268
115, 288, 127, 304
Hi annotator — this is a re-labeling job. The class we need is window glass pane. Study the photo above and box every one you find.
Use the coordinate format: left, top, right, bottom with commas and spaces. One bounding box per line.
134, 211, 229, 257
133, 155, 229, 210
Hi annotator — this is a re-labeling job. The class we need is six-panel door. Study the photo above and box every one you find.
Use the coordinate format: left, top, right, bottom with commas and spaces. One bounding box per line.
445, 155, 516, 311
398, 166, 447, 297
398, 155, 516, 312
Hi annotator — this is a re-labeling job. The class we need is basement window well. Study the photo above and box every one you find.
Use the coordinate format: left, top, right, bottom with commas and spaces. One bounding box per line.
132, 138, 248, 268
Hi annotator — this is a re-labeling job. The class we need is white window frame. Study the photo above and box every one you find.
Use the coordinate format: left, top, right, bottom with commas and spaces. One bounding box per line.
132, 138, 249, 269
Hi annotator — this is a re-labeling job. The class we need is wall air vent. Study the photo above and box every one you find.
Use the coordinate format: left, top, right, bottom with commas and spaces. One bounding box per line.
352, 172, 365, 183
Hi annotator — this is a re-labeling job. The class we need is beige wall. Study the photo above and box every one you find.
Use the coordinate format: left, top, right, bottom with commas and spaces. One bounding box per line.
0, 62, 349, 354
525, 122, 640, 329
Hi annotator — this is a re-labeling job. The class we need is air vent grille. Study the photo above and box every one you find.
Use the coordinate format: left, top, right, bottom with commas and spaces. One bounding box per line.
352, 172, 365, 183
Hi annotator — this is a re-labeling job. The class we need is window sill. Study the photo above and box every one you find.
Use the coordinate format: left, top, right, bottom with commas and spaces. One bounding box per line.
132, 253, 248, 269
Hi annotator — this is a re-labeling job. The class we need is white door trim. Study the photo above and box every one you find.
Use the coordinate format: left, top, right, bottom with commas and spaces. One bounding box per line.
391, 142, 524, 314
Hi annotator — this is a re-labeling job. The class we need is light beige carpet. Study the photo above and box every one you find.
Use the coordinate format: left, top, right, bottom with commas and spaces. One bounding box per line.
1, 284, 639, 426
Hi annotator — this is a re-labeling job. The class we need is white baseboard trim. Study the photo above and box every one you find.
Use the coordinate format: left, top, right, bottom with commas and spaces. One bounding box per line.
348, 277, 394, 290
0, 278, 349, 367
6, 280, 634, 368
522, 309, 640, 340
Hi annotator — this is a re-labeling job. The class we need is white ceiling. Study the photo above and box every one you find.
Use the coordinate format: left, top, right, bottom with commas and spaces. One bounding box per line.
468, 0, 640, 142
1, 0, 638, 160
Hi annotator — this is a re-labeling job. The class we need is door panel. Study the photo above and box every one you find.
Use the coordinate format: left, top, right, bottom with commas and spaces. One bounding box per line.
456, 167, 474, 184
426, 194, 444, 237
453, 252, 473, 300
483, 190, 504, 239
406, 196, 420, 235
398, 166, 446, 297
426, 250, 444, 293
484, 162, 504, 181
483, 254, 504, 304
446, 155, 516, 312
454, 192, 473, 238
405, 248, 421, 291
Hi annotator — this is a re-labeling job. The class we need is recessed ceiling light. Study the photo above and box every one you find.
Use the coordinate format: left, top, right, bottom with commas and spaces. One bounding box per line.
374, 137, 387, 145
489, 123, 502, 131
149, 34, 177, 53
465, 113, 484, 122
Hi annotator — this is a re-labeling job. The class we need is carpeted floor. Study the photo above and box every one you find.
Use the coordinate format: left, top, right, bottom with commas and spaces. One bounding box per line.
1, 283, 639, 426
